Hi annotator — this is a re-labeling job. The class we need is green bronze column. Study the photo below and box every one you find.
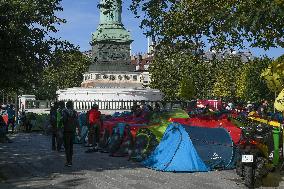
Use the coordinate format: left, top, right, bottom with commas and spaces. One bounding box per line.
99, 0, 122, 24
90, 0, 134, 72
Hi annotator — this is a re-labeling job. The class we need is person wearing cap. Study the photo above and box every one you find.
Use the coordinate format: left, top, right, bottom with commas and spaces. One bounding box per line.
86, 104, 101, 151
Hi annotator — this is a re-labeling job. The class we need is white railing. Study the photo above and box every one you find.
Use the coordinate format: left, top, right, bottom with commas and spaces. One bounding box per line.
24, 100, 195, 114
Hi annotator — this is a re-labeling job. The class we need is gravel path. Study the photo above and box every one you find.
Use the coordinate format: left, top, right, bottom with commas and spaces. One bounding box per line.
0, 133, 283, 189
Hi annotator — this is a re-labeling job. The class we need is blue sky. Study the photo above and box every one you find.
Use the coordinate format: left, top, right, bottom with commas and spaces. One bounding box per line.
53, 0, 283, 59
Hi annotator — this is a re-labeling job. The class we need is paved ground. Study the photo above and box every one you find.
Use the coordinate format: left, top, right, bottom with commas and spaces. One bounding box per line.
0, 133, 283, 189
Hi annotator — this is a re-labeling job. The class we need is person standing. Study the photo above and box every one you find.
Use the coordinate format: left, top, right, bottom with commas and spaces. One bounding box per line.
62, 101, 78, 167
7, 104, 15, 133
0, 116, 12, 143
131, 102, 142, 117
140, 100, 149, 112
86, 104, 101, 151
258, 100, 269, 117
56, 101, 65, 152
20, 111, 28, 132
154, 102, 160, 112
50, 102, 58, 151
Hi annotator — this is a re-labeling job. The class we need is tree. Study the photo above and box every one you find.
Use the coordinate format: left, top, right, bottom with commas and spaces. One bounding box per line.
0, 0, 73, 93
129, 0, 284, 52
178, 76, 196, 100
236, 58, 273, 102
126, 0, 284, 101
211, 58, 242, 99
149, 52, 184, 100
149, 46, 206, 100
36, 50, 92, 100
261, 55, 284, 93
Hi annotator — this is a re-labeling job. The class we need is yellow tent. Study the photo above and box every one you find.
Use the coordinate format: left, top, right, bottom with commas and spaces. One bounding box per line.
275, 89, 284, 112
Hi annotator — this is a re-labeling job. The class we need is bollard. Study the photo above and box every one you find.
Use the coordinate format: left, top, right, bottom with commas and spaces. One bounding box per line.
273, 127, 280, 166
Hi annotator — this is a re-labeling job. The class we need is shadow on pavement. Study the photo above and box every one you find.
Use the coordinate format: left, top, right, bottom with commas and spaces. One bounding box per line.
0, 132, 142, 188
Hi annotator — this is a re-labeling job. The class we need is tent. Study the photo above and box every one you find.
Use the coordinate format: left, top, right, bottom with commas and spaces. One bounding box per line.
102, 114, 149, 137
108, 123, 150, 156
183, 126, 235, 169
110, 126, 134, 157
74, 112, 89, 144
106, 123, 125, 154
248, 116, 281, 127
129, 128, 159, 162
143, 123, 209, 172
169, 117, 241, 144
98, 127, 111, 151
148, 109, 189, 141
275, 89, 284, 111
128, 109, 190, 161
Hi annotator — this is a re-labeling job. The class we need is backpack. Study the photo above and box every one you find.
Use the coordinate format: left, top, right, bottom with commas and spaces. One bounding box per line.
63, 109, 77, 133
50, 107, 57, 126
56, 109, 63, 129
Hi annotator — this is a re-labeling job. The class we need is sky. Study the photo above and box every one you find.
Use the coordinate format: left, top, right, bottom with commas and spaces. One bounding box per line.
53, 0, 283, 59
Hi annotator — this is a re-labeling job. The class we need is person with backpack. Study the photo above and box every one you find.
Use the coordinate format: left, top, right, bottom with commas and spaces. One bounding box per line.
56, 101, 65, 152
0, 115, 12, 143
86, 104, 101, 152
50, 102, 58, 151
62, 101, 79, 167
7, 104, 15, 133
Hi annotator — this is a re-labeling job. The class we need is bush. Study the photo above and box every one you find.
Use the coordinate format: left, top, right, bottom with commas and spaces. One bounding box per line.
25, 113, 49, 132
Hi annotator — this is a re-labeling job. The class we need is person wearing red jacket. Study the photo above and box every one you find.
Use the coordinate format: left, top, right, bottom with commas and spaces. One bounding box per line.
86, 104, 101, 150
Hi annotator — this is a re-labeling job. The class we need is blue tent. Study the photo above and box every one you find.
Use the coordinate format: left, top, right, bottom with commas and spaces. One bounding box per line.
183, 126, 235, 170
143, 123, 209, 172
74, 112, 88, 144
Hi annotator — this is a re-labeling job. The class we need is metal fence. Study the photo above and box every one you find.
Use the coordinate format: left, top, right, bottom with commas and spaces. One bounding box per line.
25, 100, 53, 109
25, 100, 194, 111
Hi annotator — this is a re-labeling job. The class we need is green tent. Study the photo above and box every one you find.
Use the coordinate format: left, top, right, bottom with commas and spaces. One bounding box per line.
130, 109, 189, 161
149, 109, 189, 141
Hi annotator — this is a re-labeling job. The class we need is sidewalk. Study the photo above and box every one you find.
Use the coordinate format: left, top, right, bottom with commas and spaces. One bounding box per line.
0, 132, 282, 188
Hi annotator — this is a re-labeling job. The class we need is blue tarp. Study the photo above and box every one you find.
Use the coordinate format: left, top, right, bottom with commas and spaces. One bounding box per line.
183, 126, 235, 170
112, 111, 132, 118
143, 123, 209, 172
74, 112, 88, 144
113, 122, 127, 137
78, 112, 87, 128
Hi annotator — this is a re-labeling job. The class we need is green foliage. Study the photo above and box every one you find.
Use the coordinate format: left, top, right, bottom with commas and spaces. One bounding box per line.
149, 50, 189, 100
150, 50, 274, 101
0, 0, 75, 94
36, 50, 92, 100
236, 58, 273, 102
211, 58, 243, 98
24, 113, 49, 131
127, 0, 284, 101
261, 55, 284, 93
129, 0, 284, 51
188, 61, 215, 99
178, 76, 195, 100
95, 0, 283, 102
